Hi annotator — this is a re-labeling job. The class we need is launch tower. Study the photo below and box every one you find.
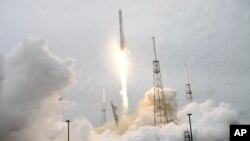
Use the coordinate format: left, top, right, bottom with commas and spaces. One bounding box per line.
152, 37, 168, 125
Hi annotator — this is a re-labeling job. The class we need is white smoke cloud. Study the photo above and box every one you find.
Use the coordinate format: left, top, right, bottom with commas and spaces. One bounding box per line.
177, 100, 238, 141
96, 86, 238, 141
0, 34, 76, 141
96, 99, 238, 141
128, 87, 178, 130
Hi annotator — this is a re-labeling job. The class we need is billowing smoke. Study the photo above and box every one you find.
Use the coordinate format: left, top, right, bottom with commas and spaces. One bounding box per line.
0, 35, 239, 141
97, 93, 238, 141
0, 34, 76, 141
96, 87, 238, 141
128, 87, 178, 130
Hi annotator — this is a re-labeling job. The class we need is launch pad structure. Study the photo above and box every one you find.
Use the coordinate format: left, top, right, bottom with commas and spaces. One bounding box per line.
152, 37, 169, 125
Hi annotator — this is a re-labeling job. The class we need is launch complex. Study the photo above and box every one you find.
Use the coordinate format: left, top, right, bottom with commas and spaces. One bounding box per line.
98, 10, 194, 141
99, 10, 193, 125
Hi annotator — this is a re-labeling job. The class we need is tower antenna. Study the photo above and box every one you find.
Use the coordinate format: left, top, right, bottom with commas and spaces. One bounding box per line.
152, 36, 158, 61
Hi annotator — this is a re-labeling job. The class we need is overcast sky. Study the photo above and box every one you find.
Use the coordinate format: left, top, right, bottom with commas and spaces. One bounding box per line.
0, 0, 250, 126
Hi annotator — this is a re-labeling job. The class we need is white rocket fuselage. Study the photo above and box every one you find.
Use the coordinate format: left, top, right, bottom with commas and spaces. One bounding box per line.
119, 10, 126, 50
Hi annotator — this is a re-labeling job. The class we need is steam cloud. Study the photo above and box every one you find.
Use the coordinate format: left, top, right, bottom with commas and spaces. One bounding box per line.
0, 34, 76, 141
0, 35, 239, 141
97, 87, 238, 141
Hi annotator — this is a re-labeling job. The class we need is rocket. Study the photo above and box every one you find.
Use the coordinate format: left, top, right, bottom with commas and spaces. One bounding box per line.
119, 10, 126, 50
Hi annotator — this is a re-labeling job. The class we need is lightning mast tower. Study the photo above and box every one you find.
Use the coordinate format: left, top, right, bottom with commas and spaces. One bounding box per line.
152, 36, 168, 125
185, 65, 192, 102
101, 88, 106, 125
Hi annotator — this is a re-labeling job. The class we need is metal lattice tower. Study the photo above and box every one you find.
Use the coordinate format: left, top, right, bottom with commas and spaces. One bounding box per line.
185, 65, 193, 103
152, 36, 168, 125
101, 88, 106, 125
184, 129, 191, 141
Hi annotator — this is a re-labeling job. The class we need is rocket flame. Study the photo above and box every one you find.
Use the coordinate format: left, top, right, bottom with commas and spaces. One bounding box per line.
117, 50, 128, 115
111, 39, 128, 115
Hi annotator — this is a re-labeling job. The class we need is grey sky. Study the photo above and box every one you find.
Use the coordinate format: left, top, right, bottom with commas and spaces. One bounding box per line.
0, 0, 250, 126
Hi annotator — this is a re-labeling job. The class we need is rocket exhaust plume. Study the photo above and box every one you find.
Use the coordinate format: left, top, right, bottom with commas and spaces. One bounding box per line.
118, 10, 128, 115
118, 50, 128, 114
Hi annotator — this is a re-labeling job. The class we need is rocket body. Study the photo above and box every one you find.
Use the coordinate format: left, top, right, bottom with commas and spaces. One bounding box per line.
119, 10, 126, 50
